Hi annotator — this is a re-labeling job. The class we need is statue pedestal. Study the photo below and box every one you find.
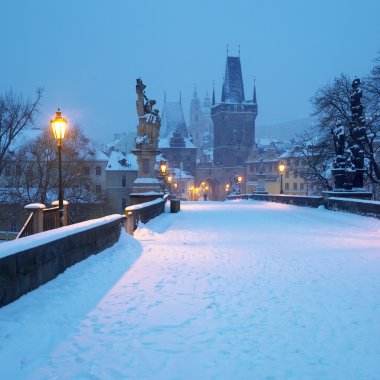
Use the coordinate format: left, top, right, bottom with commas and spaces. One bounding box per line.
130, 147, 163, 205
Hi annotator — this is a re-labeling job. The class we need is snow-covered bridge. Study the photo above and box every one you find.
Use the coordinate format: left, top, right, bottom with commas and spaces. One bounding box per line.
1, 200, 380, 379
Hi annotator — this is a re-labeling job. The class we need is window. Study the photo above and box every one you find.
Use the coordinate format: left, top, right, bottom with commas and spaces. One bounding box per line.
285, 171, 289, 178
122, 175, 126, 188
96, 166, 101, 175
16, 165, 21, 176
84, 184, 91, 191
96, 185, 101, 194
293, 183, 298, 190
83, 166, 90, 175
285, 183, 289, 190
300, 183, 304, 190
143, 159, 149, 174
293, 170, 298, 178
122, 198, 127, 210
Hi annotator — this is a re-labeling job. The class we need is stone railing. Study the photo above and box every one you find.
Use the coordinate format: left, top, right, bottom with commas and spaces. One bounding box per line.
125, 195, 169, 235
226, 193, 380, 219
0, 215, 125, 308
226, 194, 324, 208
323, 197, 380, 219
17, 201, 69, 239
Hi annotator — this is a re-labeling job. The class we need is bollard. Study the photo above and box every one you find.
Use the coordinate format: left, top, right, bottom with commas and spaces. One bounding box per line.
170, 199, 180, 213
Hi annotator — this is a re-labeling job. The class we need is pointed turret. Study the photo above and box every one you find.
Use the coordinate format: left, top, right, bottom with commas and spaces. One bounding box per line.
220, 56, 245, 103
253, 80, 257, 104
212, 82, 215, 106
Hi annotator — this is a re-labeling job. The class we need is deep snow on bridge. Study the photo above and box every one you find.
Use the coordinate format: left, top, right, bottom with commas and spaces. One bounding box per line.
1, 200, 380, 379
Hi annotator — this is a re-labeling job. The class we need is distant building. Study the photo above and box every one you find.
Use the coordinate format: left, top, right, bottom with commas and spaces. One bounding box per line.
159, 98, 197, 176
188, 87, 213, 163
211, 55, 258, 167
105, 151, 138, 212
105, 131, 136, 155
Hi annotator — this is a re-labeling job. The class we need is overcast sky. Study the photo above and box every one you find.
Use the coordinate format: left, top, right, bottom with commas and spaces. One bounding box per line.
1, 0, 379, 144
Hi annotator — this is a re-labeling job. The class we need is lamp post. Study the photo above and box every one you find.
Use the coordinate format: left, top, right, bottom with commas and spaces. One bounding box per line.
159, 161, 168, 193
51, 109, 67, 227
278, 163, 285, 194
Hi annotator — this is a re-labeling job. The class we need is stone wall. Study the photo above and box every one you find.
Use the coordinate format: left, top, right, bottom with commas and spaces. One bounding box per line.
324, 197, 380, 219
227, 194, 324, 208
0, 216, 125, 308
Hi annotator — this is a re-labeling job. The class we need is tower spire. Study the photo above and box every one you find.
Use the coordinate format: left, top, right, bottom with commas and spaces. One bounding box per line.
193, 83, 198, 98
226, 44, 229, 56
179, 91, 182, 104
212, 80, 215, 106
164, 90, 167, 103
253, 77, 257, 104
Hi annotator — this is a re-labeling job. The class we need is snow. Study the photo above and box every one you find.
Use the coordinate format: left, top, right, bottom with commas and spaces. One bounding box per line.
133, 177, 160, 184
125, 196, 165, 211
0, 214, 123, 259
159, 136, 197, 149
106, 151, 137, 171
1, 201, 380, 379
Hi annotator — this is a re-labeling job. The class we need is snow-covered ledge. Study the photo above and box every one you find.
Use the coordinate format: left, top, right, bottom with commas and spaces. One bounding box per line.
0, 214, 126, 308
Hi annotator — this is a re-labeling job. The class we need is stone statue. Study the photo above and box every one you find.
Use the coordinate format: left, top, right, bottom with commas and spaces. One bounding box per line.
135, 78, 161, 148
331, 123, 345, 157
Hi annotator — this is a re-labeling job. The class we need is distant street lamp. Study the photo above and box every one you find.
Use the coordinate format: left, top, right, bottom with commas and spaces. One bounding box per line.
237, 175, 243, 183
278, 163, 286, 194
51, 109, 67, 227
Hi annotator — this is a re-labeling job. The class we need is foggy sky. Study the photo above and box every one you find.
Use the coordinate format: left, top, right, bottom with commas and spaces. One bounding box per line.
1, 0, 379, 144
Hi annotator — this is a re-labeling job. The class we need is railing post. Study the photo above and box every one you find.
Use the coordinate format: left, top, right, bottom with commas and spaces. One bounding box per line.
51, 200, 69, 226
125, 211, 135, 235
24, 203, 46, 234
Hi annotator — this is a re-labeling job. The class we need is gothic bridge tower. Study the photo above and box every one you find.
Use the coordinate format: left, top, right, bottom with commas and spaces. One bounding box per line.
211, 55, 258, 166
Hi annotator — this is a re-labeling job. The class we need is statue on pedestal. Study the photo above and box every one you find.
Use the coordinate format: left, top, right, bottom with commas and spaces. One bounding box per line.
135, 78, 161, 149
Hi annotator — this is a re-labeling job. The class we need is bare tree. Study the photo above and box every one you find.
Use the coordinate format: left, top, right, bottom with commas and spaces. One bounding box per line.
3, 126, 100, 205
311, 70, 380, 185
0, 89, 42, 177
290, 129, 334, 194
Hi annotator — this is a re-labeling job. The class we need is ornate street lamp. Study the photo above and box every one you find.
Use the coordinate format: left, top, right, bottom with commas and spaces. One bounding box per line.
237, 175, 243, 183
160, 162, 167, 175
50, 109, 67, 227
278, 163, 286, 194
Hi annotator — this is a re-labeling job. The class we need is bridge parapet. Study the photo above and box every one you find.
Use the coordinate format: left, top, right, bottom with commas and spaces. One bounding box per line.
125, 195, 169, 235
0, 215, 125, 308
227, 193, 380, 219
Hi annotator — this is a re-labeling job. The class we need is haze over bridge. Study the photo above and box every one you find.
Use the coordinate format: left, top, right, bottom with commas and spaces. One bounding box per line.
1, 200, 380, 379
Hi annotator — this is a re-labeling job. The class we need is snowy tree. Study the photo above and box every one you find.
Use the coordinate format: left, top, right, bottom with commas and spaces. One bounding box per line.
0, 89, 42, 177
2, 126, 99, 205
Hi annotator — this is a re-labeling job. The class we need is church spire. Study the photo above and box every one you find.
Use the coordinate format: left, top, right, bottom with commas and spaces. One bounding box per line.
221, 55, 245, 103
179, 91, 182, 104
253, 78, 257, 104
193, 83, 198, 99
164, 90, 167, 103
212, 80, 215, 106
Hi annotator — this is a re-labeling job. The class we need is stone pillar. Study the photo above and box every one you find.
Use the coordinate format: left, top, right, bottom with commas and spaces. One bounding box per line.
51, 200, 69, 226
24, 203, 45, 234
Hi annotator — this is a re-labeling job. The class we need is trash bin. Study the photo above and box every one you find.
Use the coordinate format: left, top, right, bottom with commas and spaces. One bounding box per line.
170, 199, 180, 213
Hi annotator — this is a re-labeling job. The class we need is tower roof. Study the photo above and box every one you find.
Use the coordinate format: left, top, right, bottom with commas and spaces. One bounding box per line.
221, 56, 245, 103
161, 101, 189, 138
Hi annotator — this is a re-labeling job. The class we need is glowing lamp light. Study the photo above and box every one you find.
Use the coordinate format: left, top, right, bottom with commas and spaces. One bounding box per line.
50, 109, 67, 143
160, 162, 167, 175
237, 176, 243, 183
278, 163, 286, 173
201, 181, 206, 187
174, 183, 178, 188
167, 175, 172, 183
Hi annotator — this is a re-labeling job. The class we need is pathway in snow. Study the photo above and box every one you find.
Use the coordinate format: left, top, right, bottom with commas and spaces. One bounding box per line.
1, 201, 380, 379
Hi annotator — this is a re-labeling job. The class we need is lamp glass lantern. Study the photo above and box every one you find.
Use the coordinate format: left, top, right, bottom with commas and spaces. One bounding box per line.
51, 109, 67, 143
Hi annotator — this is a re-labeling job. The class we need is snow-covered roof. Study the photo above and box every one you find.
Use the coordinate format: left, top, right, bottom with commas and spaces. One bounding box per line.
106, 151, 138, 171
169, 167, 194, 180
